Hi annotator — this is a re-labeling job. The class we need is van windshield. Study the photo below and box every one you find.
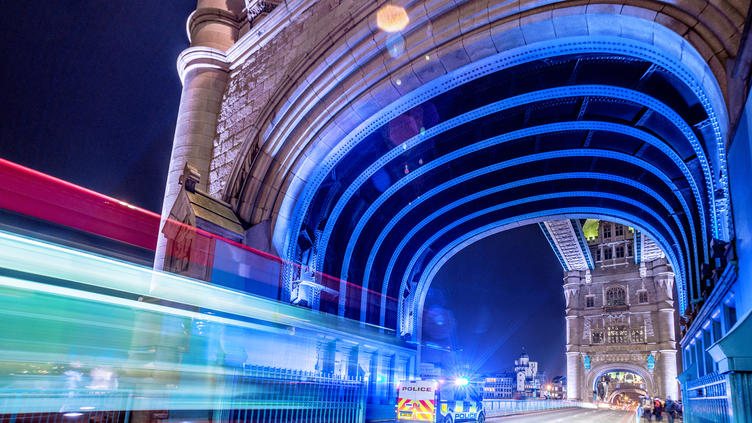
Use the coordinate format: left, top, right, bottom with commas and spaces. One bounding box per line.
441, 387, 480, 402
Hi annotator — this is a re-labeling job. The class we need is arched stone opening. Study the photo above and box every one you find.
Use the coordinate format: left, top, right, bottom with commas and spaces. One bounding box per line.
217, 11, 734, 334
167, 1, 742, 355
409, 213, 679, 341
224, 2, 738, 238
607, 388, 648, 404
587, 363, 656, 400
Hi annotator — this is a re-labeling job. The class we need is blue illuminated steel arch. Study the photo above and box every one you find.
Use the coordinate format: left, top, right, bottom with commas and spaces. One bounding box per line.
350, 124, 707, 314
369, 170, 695, 325
330, 120, 705, 314
394, 191, 687, 330
407, 208, 687, 337
328, 86, 713, 284
370, 148, 698, 324
284, 32, 729, 277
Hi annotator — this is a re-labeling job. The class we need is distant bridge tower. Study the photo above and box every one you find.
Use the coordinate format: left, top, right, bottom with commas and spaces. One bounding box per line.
540, 219, 679, 402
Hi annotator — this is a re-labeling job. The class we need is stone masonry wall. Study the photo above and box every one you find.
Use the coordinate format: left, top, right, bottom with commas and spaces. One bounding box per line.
209, 0, 363, 197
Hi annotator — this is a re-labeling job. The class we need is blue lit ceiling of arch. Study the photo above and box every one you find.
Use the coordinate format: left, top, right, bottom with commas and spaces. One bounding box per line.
288, 47, 726, 333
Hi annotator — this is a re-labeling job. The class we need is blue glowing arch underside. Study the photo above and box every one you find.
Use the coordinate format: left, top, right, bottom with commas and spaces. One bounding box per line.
375, 172, 694, 325
279, 26, 729, 334
410, 207, 688, 337
400, 192, 685, 323
346, 134, 704, 321
333, 87, 712, 288
286, 34, 727, 271
336, 121, 703, 319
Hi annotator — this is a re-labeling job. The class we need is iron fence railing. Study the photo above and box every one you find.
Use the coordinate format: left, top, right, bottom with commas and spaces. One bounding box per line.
684, 372, 731, 423
214, 365, 365, 423
482, 399, 587, 417
0, 366, 365, 423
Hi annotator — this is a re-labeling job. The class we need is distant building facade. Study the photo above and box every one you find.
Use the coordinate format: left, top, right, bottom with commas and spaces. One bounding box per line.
550, 376, 567, 399
482, 373, 515, 399
482, 352, 547, 399
540, 219, 679, 403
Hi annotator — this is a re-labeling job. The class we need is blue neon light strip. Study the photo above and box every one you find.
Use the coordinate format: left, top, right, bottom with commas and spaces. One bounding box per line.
326, 86, 714, 287
324, 86, 713, 283
334, 121, 706, 316
635, 229, 642, 265
408, 207, 688, 337
372, 167, 696, 326
572, 219, 595, 270
368, 148, 700, 325
339, 119, 705, 287
286, 35, 727, 276
395, 191, 686, 329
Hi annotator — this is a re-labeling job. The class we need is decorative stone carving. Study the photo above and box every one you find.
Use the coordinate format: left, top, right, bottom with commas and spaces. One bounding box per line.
564, 288, 576, 308
645, 315, 654, 337
245, 0, 281, 22
583, 319, 592, 340
606, 313, 627, 325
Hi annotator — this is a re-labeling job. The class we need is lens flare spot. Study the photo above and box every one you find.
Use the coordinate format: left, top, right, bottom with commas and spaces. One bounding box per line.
376, 5, 409, 33
386, 34, 405, 58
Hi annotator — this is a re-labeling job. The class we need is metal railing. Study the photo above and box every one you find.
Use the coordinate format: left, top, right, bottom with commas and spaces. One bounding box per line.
214, 365, 366, 423
684, 372, 730, 423
0, 366, 366, 423
482, 399, 588, 417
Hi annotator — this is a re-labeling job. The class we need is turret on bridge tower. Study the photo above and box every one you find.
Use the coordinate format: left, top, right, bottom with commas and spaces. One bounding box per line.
541, 219, 679, 403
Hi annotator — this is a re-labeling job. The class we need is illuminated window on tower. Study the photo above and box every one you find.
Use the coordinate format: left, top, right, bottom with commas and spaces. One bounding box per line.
607, 325, 629, 343
631, 327, 645, 343
606, 287, 626, 306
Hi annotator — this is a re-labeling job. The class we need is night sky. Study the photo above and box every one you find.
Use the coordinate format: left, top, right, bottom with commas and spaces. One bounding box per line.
1, 3, 567, 377
1, 2, 194, 212
423, 224, 567, 378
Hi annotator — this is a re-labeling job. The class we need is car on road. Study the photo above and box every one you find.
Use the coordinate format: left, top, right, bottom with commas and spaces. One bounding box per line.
396, 379, 485, 423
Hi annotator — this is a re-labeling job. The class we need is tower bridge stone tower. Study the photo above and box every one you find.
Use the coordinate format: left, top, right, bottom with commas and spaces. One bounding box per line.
540, 219, 679, 402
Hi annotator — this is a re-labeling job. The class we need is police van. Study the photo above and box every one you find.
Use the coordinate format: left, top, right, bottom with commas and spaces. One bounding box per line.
396, 379, 485, 423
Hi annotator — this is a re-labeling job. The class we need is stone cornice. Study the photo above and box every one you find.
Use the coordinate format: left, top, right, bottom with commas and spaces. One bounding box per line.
246, 0, 281, 22
681, 262, 736, 348
176, 46, 230, 85
226, 0, 311, 70
709, 307, 752, 372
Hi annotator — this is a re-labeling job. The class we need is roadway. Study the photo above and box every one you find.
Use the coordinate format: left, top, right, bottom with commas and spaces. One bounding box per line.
488, 407, 635, 422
